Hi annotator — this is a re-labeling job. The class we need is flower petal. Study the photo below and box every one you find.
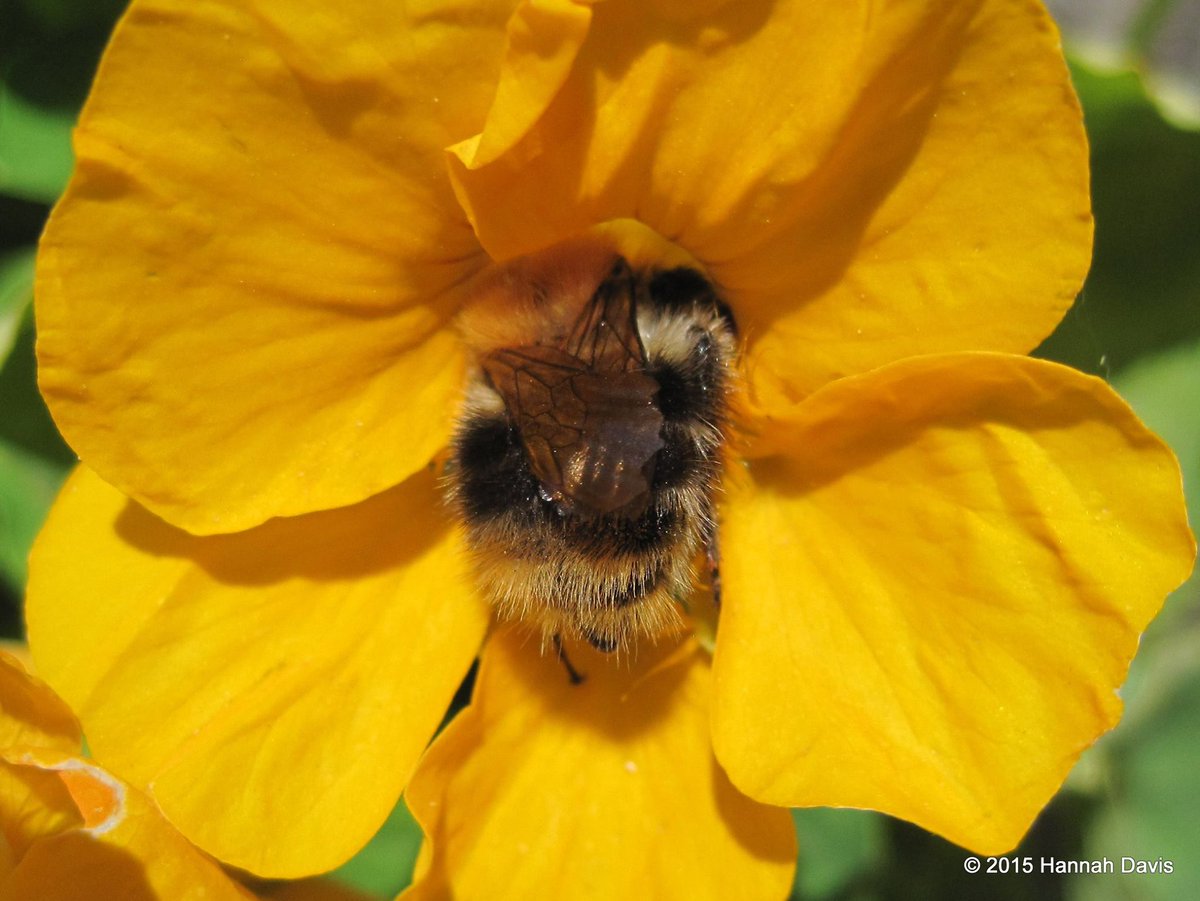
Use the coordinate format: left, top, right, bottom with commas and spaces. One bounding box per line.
0, 661, 251, 898
258, 879, 376, 901
712, 353, 1195, 854
450, 0, 593, 170
0, 656, 83, 872
1, 748, 255, 901
449, 0, 1090, 402
35, 0, 519, 534
0, 655, 79, 754
26, 467, 488, 877
0, 759, 80, 882
404, 628, 796, 900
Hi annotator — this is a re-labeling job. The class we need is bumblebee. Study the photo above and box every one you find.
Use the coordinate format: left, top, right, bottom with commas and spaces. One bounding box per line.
446, 240, 737, 656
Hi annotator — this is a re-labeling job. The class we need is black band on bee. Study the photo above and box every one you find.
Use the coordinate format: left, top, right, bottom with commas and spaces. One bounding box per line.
652, 357, 721, 423
453, 416, 540, 522
651, 424, 704, 490
563, 506, 680, 559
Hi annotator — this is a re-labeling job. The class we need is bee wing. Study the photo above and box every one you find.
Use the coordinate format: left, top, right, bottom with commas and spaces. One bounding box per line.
482, 347, 586, 506
564, 258, 646, 374
483, 346, 663, 515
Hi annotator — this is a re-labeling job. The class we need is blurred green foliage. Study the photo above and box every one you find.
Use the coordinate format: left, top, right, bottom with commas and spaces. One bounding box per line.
1038, 65, 1200, 375
1, 0, 124, 201
331, 800, 424, 898
0, 1, 1196, 898
791, 808, 886, 899
1045, 0, 1200, 129
0, 248, 33, 361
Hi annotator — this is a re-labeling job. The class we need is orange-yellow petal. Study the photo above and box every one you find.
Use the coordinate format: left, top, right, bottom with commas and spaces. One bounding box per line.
258, 879, 376, 901
404, 628, 796, 900
0, 656, 79, 754
0, 760, 79, 881
26, 467, 488, 877
0, 750, 109, 893
451, 0, 593, 170
0, 656, 83, 872
449, 0, 1090, 402
712, 353, 1195, 854
1, 748, 255, 901
36, 0, 520, 534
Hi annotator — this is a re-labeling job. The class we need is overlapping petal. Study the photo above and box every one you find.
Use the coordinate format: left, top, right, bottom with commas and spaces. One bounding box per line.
26, 467, 488, 877
0, 655, 255, 900
35, 0, 520, 534
0, 656, 79, 754
1, 749, 257, 901
449, 0, 1091, 405
451, 0, 593, 169
404, 628, 796, 900
0, 655, 82, 872
259, 880, 374, 901
712, 353, 1195, 853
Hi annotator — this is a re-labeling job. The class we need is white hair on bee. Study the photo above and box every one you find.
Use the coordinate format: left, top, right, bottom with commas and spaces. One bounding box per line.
637, 305, 701, 367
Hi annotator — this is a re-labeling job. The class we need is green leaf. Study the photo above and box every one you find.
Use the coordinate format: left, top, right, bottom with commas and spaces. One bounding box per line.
17, 0, 130, 34
0, 78, 75, 203
0, 436, 66, 594
0, 248, 35, 366
1035, 69, 1200, 374
1, 0, 125, 204
791, 808, 884, 900
330, 797, 424, 898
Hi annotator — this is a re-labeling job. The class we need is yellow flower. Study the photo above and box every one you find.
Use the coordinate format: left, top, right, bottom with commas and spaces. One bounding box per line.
0, 651, 250, 899
28, 0, 1195, 895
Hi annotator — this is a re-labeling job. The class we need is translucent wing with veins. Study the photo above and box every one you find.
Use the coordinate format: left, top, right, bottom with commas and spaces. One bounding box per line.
482, 260, 664, 515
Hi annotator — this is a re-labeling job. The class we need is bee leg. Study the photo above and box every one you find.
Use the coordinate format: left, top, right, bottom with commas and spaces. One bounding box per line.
552, 633, 586, 685
706, 526, 722, 611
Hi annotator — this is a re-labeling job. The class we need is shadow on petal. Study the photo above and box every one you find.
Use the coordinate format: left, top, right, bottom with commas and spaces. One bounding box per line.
500, 628, 694, 740
720, 4, 973, 313
111, 467, 452, 585
711, 754, 797, 868
6, 832, 162, 901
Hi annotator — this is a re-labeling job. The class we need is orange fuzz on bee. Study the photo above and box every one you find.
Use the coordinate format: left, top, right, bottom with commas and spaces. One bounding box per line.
445, 240, 738, 654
